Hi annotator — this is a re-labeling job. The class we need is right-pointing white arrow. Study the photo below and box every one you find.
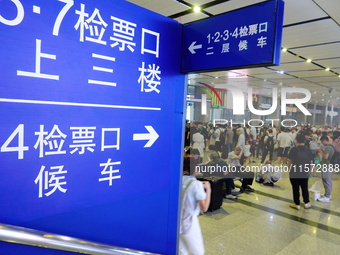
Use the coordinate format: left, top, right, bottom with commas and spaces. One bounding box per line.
133, 126, 159, 148
188, 41, 202, 54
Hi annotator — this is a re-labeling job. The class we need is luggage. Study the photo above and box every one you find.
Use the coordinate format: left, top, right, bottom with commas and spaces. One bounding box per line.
198, 177, 224, 212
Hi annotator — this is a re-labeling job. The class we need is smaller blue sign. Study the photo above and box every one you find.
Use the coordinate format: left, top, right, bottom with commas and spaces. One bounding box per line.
181, 0, 285, 73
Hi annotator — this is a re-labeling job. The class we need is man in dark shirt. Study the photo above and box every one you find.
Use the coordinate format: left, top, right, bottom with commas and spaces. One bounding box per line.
287, 134, 313, 210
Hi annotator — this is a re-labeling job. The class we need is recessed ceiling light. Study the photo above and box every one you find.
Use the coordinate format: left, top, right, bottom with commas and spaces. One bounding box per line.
322, 94, 325, 96
306, 59, 312, 63
313, 91, 317, 94
215, 76, 218, 79
282, 48, 287, 52
325, 68, 330, 71
193, 6, 201, 13
322, 99, 324, 101
278, 70, 284, 74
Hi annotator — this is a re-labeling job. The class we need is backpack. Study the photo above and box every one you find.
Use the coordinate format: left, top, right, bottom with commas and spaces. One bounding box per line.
219, 129, 226, 144
309, 139, 319, 154
179, 179, 195, 235
265, 136, 274, 150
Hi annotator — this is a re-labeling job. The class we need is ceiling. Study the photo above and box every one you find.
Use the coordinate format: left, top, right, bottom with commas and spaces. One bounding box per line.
126, 0, 340, 107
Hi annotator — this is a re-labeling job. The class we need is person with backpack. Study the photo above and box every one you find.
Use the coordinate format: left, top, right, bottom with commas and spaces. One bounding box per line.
303, 131, 319, 157
317, 136, 335, 203
180, 165, 211, 254
287, 134, 313, 210
261, 129, 275, 163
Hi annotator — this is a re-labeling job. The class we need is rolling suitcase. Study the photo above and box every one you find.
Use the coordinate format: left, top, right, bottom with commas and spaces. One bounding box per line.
198, 177, 224, 212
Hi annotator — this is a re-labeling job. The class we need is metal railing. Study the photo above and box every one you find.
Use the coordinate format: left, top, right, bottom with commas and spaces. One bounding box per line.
0, 223, 160, 255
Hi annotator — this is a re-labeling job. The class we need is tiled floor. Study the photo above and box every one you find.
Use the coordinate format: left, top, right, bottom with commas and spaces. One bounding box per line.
199, 158, 340, 255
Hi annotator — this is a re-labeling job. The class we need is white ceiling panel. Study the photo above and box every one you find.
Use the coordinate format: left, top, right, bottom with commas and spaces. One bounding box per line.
157, 3, 191, 16
230, 67, 272, 75
283, 0, 327, 25
290, 70, 336, 78
291, 43, 340, 60
126, 0, 171, 12
303, 78, 339, 84
280, 52, 304, 63
314, 0, 340, 26
250, 72, 293, 79
314, 58, 340, 69
282, 19, 340, 48
186, 0, 212, 5
317, 81, 340, 87
271, 62, 320, 72
205, 0, 264, 15
270, 79, 313, 86
301, 76, 340, 83
175, 12, 209, 24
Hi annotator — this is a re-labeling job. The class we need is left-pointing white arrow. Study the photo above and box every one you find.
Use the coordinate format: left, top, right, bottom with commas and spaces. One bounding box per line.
133, 126, 159, 148
188, 41, 202, 54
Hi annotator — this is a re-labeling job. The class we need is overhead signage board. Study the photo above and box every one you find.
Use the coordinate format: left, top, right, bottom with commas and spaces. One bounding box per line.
0, 0, 184, 254
181, 0, 285, 73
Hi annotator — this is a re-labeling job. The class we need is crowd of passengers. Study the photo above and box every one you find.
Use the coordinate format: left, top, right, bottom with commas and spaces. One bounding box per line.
184, 121, 339, 201
180, 121, 339, 254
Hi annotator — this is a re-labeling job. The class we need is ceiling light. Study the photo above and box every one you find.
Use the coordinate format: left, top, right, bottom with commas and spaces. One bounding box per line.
337, 98, 339, 100
313, 91, 317, 94
322, 99, 324, 101
193, 6, 201, 13
282, 48, 287, 52
278, 70, 284, 74
215, 76, 218, 79
322, 94, 325, 96
325, 68, 330, 71
306, 59, 312, 63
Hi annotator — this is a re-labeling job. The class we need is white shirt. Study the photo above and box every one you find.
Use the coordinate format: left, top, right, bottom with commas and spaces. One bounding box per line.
272, 128, 277, 138
244, 144, 251, 157
277, 132, 292, 148
227, 151, 241, 166
250, 127, 257, 140
214, 128, 221, 142
237, 133, 245, 150
182, 176, 206, 216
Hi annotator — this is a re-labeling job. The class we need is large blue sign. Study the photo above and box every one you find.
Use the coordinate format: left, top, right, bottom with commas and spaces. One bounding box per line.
0, 0, 185, 254
181, 0, 285, 73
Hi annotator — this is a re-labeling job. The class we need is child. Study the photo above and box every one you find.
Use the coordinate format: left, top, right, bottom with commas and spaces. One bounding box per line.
243, 140, 252, 165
